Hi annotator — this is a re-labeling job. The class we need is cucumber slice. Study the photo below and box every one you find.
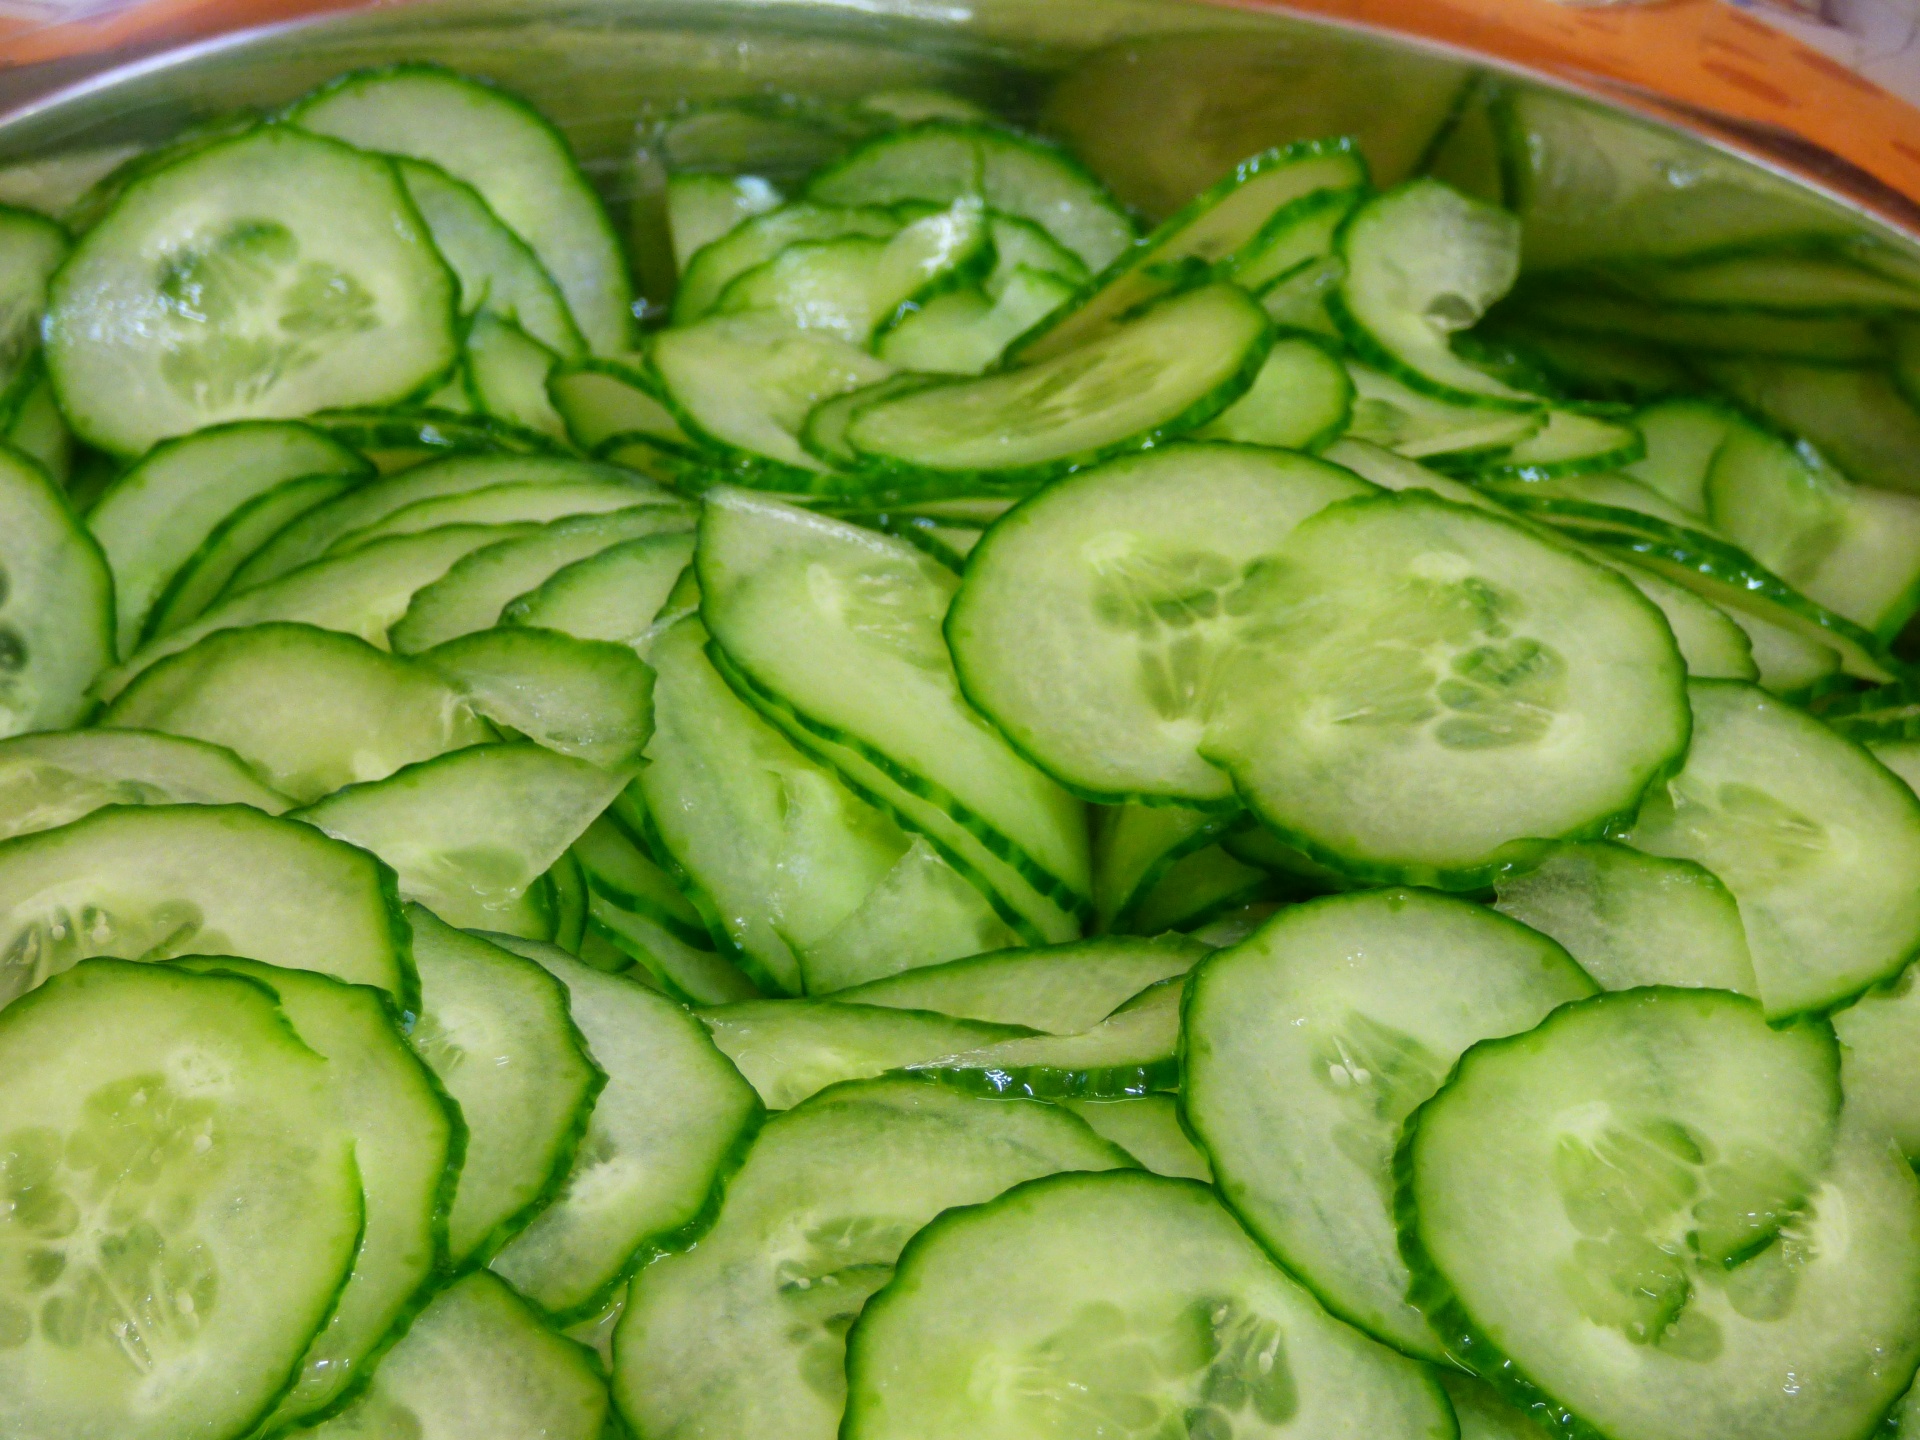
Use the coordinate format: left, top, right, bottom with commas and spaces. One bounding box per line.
844, 1169, 1451, 1440
295, 741, 627, 937
1062, 1094, 1211, 1181
169, 955, 457, 1431
405, 907, 601, 1264
0, 727, 288, 839
1607, 248, 1920, 314
329, 479, 663, 554
419, 626, 654, 769
0, 446, 111, 734
1833, 957, 1920, 1166
103, 622, 490, 803
875, 265, 1077, 375
465, 313, 568, 440
652, 311, 895, 485
396, 156, 586, 357
1480, 318, 1693, 403
1014, 138, 1365, 364
0, 960, 364, 1440
305, 405, 568, 469
3, 363, 72, 487
1624, 679, 1920, 1017
292, 66, 632, 355
800, 374, 941, 467
1733, 609, 1841, 697
843, 283, 1271, 489
1471, 407, 1644, 482
1260, 251, 1344, 335
1332, 179, 1534, 408
545, 355, 695, 456
585, 887, 761, 1005
46, 126, 459, 456
1397, 990, 1920, 1440
949, 442, 1372, 805
293, 1270, 612, 1440
614, 1075, 1131, 1440
1201, 489, 1689, 889
572, 812, 706, 947
1700, 355, 1920, 501
1480, 470, 1701, 530
1120, 839, 1277, 934
834, 933, 1202, 1032
1439, 1374, 1542, 1440
1596, 556, 1757, 681
548, 849, 588, 952
0, 206, 66, 394
145, 470, 362, 639
0, 802, 411, 1008
500, 529, 696, 645
1230, 185, 1362, 293
1193, 331, 1353, 450
673, 202, 902, 323
1183, 890, 1594, 1358
700, 998, 1025, 1109
911, 972, 1183, 1099
390, 502, 693, 653
1345, 362, 1543, 461
1822, 681, 1920, 744
805, 121, 1134, 273
668, 171, 782, 271
1493, 840, 1759, 995
1504, 285, 1886, 363
1622, 396, 1733, 517
700, 490, 1090, 930
718, 198, 992, 343
102, 523, 541, 701
488, 941, 760, 1320
88, 420, 372, 655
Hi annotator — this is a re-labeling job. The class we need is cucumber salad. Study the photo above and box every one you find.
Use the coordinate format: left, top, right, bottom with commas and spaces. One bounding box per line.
4, 54, 1920, 1440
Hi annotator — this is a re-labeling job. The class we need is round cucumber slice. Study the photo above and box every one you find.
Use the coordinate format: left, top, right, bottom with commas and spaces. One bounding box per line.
1183, 889, 1595, 1359
45, 126, 459, 457
948, 442, 1373, 805
0, 960, 364, 1440
0, 445, 111, 736
842, 1169, 1452, 1440
0, 728, 288, 841
1200, 489, 1690, 889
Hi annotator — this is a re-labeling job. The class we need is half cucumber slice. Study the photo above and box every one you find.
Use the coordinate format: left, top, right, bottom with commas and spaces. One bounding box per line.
0, 726, 288, 840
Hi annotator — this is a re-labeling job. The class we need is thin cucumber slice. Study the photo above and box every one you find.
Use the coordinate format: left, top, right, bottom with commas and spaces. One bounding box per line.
548, 849, 587, 952
843, 283, 1271, 489
875, 265, 1077, 375
586, 888, 762, 1004
1622, 396, 1734, 517
1014, 137, 1366, 363
3, 364, 72, 487
419, 626, 654, 769
87, 420, 373, 655
292, 66, 632, 354
0, 727, 288, 839
834, 933, 1202, 1033
1700, 356, 1920, 501
1260, 251, 1344, 336
1332, 179, 1534, 408
1597, 556, 1756, 681
844, 1169, 1452, 1440
169, 955, 457, 1432
910, 972, 1184, 1099
800, 373, 942, 467
0, 802, 411, 1008
1504, 284, 1885, 363
145, 470, 362, 638
668, 171, 782, 271
0, 206, 66, 396
1471, 407, 1644, 482
1193, 330, 1353, 450
1624, 679, 1920, 1017
546, 355, 694, 455
396, 155, 585, 357
1344, 362, 1543, 461
673, 202, 902, 323
614, 1075, 1131, 1440
327, 479, 660, 554
1823, 687, 1920, 749
845, 512, 988, 574
1397, 990, 1920, 1440
700, 998, 1025, 1109
572, 812, 706, 947
0, 960, 364, 1440
488, 941, 760, 1321
805, 121, 1135, 272
292, 1270, 612, 1440
1122, 839, 1277, 934
405, 907, 601, 1265
1439, 1374, 1541, 1440
465, 312, 568, 440
295, 741, 627, 937
0, 446, 111, 734
700, 489, 1090, 929
948, 442, 1372, 806
1229, 185, 1364, 293
305, 406, 568, 469
1183, 890, 1594, 1358
100, 523, 541, 702
1733, 608, 1840, 696
718, 198, 992, 343
103, 621, 489, 803
1201, 489, 1690, 889
1608, 248, 1920, 314
652, 311, 895, 485
389, 502, 693, 653
229, 432, 669, 594
1493, 840, 1759, 995
501, 529, 695, 645
1833, 953, 1920, 1167
1479, 470, 1702, 530
1062, 1094, 1211, 1181
46, 126, 459, 457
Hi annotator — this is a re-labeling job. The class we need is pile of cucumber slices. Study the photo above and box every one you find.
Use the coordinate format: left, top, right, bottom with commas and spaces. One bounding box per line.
7, 54, 1920, 1440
